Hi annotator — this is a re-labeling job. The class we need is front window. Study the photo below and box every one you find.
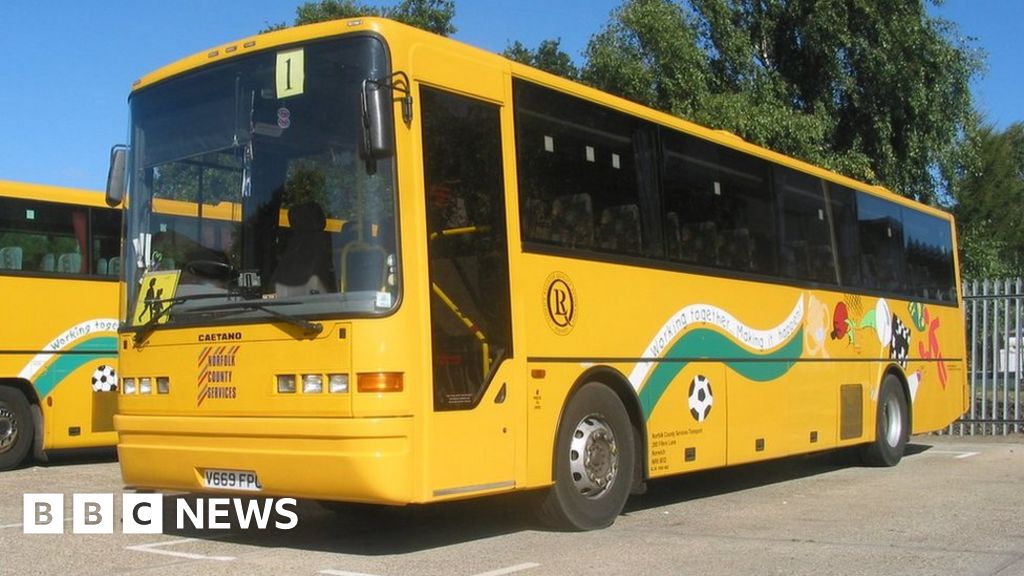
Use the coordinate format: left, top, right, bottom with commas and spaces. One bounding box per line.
123, 36, 399, 330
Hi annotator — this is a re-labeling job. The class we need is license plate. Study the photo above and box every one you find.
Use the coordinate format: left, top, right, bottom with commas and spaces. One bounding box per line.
202, 468, 263, 492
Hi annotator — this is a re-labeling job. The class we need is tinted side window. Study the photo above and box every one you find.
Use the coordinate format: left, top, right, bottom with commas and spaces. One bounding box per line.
515, 80, 655, 258
91, 207, 121, 275
0, 197, 90, 275
903, 208, 956, 302
421, 87, 512, 411
776, 168, 836, 284
828, 185, 862, 288
857, 193, 906, 293
661, 130, 775, 274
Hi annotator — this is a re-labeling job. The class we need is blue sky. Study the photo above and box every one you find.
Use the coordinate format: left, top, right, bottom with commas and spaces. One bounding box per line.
0, 1, 1018, 192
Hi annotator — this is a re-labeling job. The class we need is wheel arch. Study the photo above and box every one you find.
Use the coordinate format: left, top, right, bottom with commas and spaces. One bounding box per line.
881, 364, 913, 435
0, 378, 44, 462
0, 378, 41, 406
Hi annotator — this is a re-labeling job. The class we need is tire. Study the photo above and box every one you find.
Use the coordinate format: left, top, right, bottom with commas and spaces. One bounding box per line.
539, 382, 635, 531
0, 387, 34, 471
859, 375, 909, 467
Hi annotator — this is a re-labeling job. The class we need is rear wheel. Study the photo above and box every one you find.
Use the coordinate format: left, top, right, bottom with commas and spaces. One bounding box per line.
0, 387, 34, 471
859, 375, 909, 467
540, 383, 635, 531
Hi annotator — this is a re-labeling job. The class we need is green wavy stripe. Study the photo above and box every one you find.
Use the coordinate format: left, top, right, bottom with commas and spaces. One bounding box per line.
639, 328, 803, 419
34, 337, 117, 399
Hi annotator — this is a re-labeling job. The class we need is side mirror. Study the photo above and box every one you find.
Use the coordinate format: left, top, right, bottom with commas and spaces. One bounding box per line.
361, 79, 395, 161
105, 145, 128, 207
360, 72, 412, 164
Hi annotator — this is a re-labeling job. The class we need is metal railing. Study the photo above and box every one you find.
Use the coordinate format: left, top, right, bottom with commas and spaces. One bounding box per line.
948, 279, 1024, 435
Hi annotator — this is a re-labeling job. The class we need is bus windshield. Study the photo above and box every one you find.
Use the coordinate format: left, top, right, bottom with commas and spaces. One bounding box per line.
123, 35, 399, 330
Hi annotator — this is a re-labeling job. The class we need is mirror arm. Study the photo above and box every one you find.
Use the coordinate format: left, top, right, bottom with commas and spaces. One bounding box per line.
365, 71, 413, 125
390, 71, 413, 125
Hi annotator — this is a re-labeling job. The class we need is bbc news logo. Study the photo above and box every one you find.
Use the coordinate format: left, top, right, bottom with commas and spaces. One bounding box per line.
22, 494, 298, 534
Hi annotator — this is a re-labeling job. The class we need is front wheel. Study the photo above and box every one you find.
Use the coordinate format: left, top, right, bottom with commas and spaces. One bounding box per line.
539, 383, 635, 531
859, 375, 909, 467
0, 387, 34, 471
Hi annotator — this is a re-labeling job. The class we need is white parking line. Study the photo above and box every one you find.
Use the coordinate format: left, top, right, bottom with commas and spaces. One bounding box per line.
929, 450, 980, 459
320, 563, 540, 576
125, 538, 236, 562
470, 563, 541, 576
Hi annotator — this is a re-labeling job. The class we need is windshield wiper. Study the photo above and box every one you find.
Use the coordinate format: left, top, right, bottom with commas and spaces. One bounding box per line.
133, 293, 232, 345
133, 296, 324, 345
182, 300, 324, 337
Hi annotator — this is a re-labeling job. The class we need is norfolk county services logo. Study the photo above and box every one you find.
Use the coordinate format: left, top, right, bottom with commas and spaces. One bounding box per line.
543, 272, 577, 336
197, 345, 239, 406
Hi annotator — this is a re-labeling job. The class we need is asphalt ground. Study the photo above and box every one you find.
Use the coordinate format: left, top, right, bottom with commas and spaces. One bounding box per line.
1, 435, 1022, 576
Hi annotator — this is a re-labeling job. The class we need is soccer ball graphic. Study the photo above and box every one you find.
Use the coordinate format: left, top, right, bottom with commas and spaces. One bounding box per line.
688, 375, 714, 422
91, 364, 117, 392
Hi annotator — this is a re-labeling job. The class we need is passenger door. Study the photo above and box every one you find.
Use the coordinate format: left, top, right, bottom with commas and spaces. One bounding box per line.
419, 82, 516, 497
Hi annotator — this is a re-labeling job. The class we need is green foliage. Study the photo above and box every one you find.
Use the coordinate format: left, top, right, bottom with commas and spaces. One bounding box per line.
389, 0, 456, 36
283, 161, 329, 207
269, 0, 456, 35
504, 39, 580, 80
152, 154, 242, 204
575, 0, 981, 205
951, 122, 1024, 278
583, 0, 709, 118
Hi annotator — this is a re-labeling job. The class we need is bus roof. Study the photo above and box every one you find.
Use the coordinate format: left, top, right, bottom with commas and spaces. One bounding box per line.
0, 180, 107, 208
130, 17, 953, 223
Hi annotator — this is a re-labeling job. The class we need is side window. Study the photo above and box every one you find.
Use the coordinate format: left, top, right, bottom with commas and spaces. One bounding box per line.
775, 168, 836, 284
661, 129, 775, 274
828, 184, 862, 288
0, 197, 86, 275
903, 208, 956, 302
91, 207, 121, 275
421, 86, 513, 411
515, 80, 656, 258
857, 192, 906, 293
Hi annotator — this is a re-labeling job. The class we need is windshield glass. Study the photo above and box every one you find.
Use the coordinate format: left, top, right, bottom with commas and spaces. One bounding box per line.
123, 36, 398, 329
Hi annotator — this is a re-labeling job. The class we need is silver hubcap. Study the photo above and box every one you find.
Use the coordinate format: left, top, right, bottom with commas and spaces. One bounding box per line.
0, 404, 18, 454
883, 394, 903, 447
568, 414, 619, 499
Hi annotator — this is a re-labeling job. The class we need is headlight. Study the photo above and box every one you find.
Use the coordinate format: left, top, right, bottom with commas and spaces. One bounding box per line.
302, 374, 323, 394
328, 374, 349, 394
276, 374, 296, 394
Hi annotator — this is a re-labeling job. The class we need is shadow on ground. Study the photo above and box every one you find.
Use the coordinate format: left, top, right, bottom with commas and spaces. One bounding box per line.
152, 443, 932, 555
30, 447, 117, 469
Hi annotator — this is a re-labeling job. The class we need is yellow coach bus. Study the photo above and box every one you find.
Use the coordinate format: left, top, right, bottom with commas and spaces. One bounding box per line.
0, 180, 120, 470
107, 18, 967, 529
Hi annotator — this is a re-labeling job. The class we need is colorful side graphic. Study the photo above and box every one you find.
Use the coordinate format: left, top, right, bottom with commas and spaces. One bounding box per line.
628, 297, 805, 419
17, 318, 119, 399
629, 293, 946, 421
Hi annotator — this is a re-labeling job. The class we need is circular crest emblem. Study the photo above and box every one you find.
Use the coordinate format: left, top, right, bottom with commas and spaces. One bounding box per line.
543, 272, 577, 335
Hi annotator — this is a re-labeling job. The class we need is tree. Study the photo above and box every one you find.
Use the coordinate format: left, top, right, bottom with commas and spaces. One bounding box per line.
504, 39, 580, 80
583, 0, 709, 119
267, 0, 456, 35
578, 0, 981, 204
951, 122, 1024, 278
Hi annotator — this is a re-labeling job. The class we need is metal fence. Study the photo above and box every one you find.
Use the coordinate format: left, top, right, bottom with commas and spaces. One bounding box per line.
948, 279, 1024, 435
